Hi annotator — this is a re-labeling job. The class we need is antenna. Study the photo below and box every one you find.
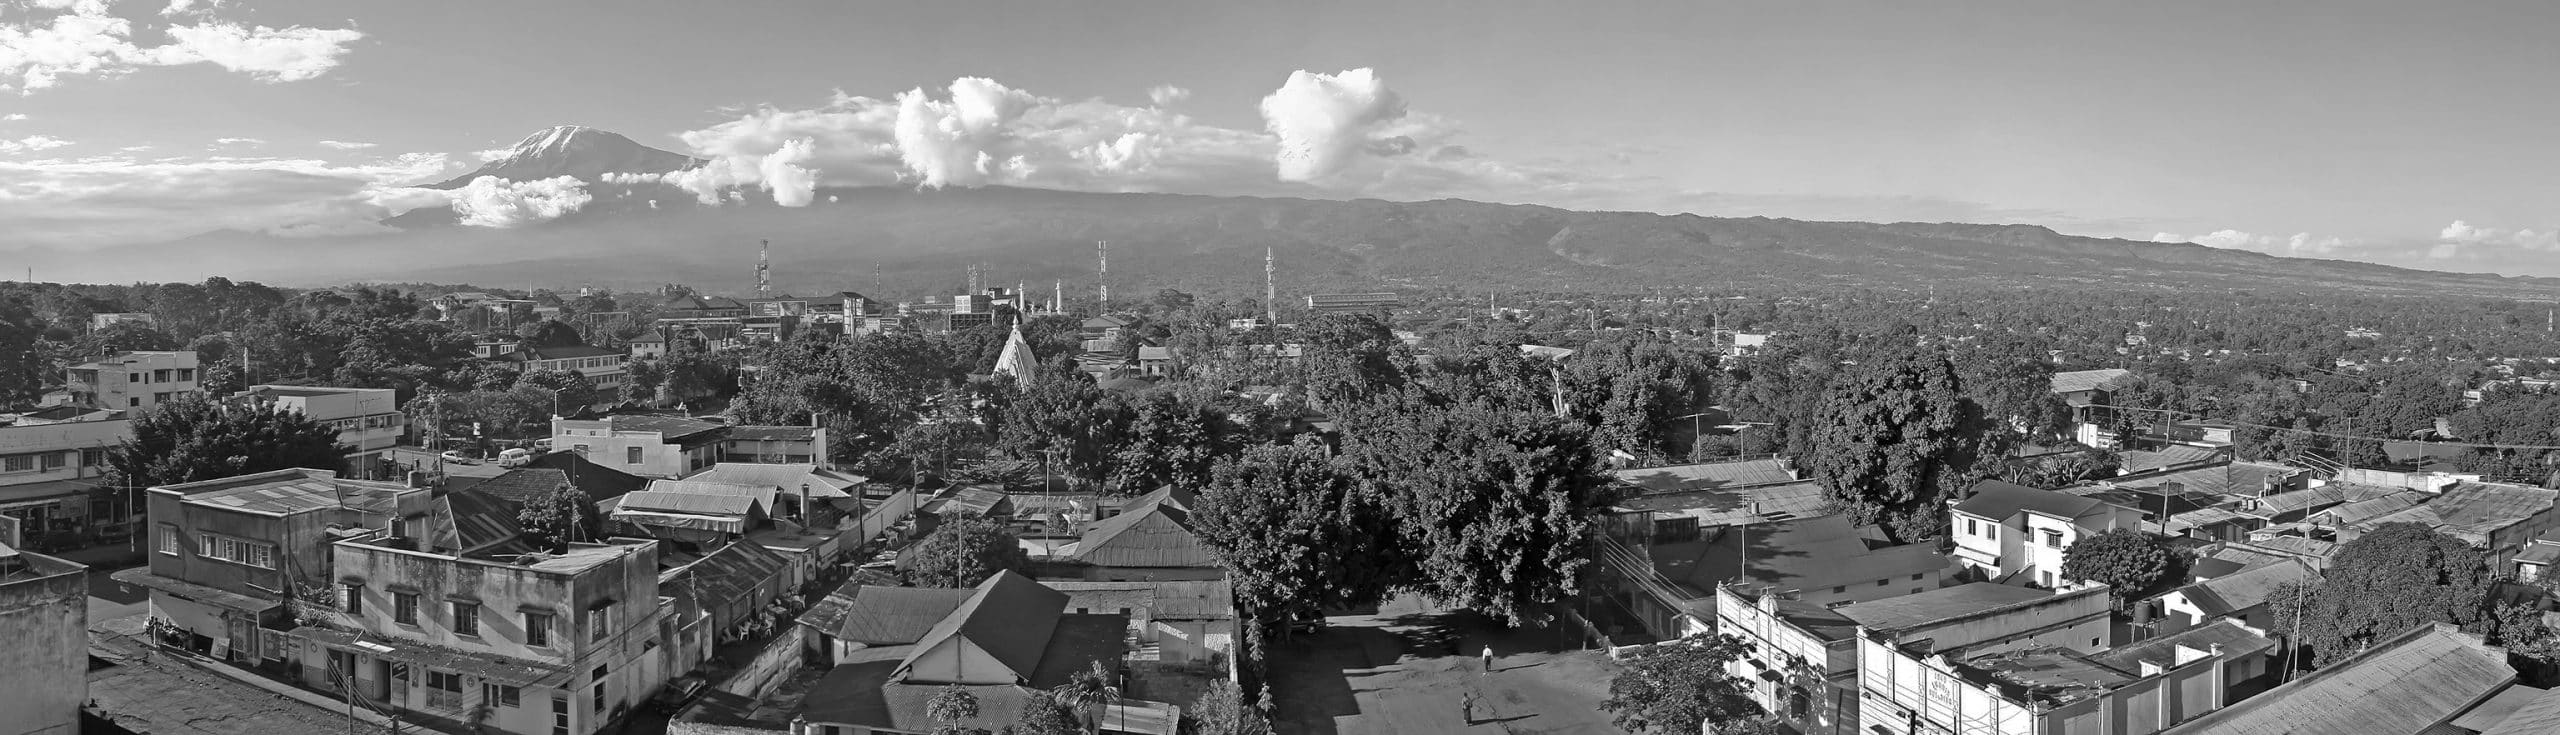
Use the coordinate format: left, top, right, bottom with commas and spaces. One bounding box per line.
756, 239, 771, 298
1096, 240, 1110, 307
1264, 246, 1277, 325
1054, 280, 1063, 315
873, 261, 882, 292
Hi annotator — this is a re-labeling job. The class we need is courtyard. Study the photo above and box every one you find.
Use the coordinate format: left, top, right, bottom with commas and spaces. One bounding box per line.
1265, 596, 1624, 735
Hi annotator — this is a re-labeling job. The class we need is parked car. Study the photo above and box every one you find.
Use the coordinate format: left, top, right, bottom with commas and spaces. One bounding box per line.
496, 448, 533, 468
651, 674, 708, 714
438, 450, 477, 465
533, 437, 555, 451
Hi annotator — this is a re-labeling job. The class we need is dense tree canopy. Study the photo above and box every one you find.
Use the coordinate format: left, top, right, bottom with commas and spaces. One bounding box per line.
908, 517, 1031, 588
2060, 529, 2173, 603
1805, 349, 1993, 542
1599, 634, 1763, 735
108, 394, 346, 489
2271, 523, 2491, 668
517, 482, 600, 553
1193, 437, 1406, 635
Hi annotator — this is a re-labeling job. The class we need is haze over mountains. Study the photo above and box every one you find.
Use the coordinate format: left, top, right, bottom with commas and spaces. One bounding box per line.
15, 126, 2555, 299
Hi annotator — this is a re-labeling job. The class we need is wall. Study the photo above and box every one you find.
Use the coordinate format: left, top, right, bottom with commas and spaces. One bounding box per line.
1892, 587, 2114, 655
1857, 636, 2039, 735
0, 556, 88, 735
907, 636, 1013, 685
1951, 511, 2003, 571
848, 487, 918, 548
553, 421, 697, 479
710, 625, 807, 697
145, 495, 315, 600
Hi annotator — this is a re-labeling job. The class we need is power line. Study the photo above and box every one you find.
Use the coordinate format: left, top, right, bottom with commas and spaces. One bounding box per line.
2086, 402, 2560, 452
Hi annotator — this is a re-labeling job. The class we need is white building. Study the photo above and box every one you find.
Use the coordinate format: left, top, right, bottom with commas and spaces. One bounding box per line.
505, 345, 631, 397
1951, 480, 2145, 590
65, 350, 200, 412
236, 385, 405, 478
0, 416, 131, 541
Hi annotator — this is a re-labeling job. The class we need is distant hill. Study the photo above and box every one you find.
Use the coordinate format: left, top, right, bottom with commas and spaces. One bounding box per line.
14, 126, 2555, 299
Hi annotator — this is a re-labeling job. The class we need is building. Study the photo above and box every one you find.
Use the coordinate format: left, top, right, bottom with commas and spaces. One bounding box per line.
2151, 558, 2312, 635
236, 385, 405, 478
116, 468, 433, 665
2162, 623, 2513, 734
297, 537, 674, 735
0, 414, 130, 544
89, 312, 157, 330
552, 415, 729, 479
1950, 480, 2146, 590
0, 540, 88, 735
1039, 579, 1235, 670
677, 463, 865, 522
1636, 514, 1949, 638
627, 331, 668, 360
2342, 480, 2560, 568
659, 540, 791, 653
993, 324, 1038, 381
661, 295, 749, 320
2050, 369, 2137, 448
505, 345, 632, 397
1859, 618, 2274, 734
1303, 292, 1401, 315
1715, 583, 2110, 735
1051, 486, 1221, 582
714, 425, 832, 465
66, 350, 200, 411
748, 294, 810, 317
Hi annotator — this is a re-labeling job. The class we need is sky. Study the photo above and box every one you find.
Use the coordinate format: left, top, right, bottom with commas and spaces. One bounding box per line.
4, 0, 2558, 274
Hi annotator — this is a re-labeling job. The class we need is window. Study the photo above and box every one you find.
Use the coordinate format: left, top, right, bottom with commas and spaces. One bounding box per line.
426, 670, 463, 709
343, 585, 364, 614
153, 392, 170, 403
393, 592, 418, 625
484, 683, 521, 708
1, 455, 30, 472
591, 664, 609, 713
80, 448, 105, 467
526, 613, 552, 647
1831, 586, 1846, 594
176, 368, 194, 382
153, 369, 171, 383
40, 452, 65, 471
1652, 517, 1700, 544
452, 602, 479, 636
626, 446, 642, 464
588, 604, 611, 642
2041, 571, 2056, 587
1877, 579, 1889, 587
196, 534, 275, 568
551, 696, 570, 735
1965, 518, 1978, 536
127, 373, 141, 383
2043, 530, 2064, 548
157, 524, 179, 556
1911, 573, 1926, 581
128, 397, 139, 407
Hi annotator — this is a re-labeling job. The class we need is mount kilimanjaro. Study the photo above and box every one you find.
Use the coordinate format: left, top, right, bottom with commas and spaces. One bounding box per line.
21, 125, 2559, 298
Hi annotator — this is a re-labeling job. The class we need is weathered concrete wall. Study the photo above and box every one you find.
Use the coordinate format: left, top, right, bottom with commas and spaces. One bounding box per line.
710, 625, 806, 698
0, 556, 90, 735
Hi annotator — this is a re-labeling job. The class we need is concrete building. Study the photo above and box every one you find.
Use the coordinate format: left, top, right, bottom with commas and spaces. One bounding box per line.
236, 385, 405, 477
717, 426, 833, 466
1629, 514, 1949, 639
506, 345, 632, 397
2051, 369, 2137, 448
2341, 480, 2560, 569
2152, 558, 2314, 635
66, 350, 200, 411
552, 415, 729, 479
297, 536, 674, 735
1717, 583, 2112, 735
1858, 618, 2274, 734
89, 312, 157, 331
1951, 481, 2145, 590
0, 541, 88, 735
0, 414, 131, 543
1039, 579, 1236, 671
116, 468, 433, 665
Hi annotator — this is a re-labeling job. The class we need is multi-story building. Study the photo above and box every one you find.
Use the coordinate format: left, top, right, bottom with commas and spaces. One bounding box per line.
716, 426, 832, 466
505, 345, 631, 397
115, 468, 433, 666
747, 294, 809, 317
66, 350, 200, 411
0, 415, 130, 543
1951, 480, 2145, 590
236, 385, 405, 478
0, 544, 88, 735
551, 415, 728, 479
1715, 583, 2113, 735
88, 312, 157, 330
1858, 618, 2274, 734
294, 536, 674, 735
2051, 369, 2138, 448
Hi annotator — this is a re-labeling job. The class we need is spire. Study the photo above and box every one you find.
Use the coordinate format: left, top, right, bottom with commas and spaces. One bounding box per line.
992, 323, 1038, 381
1265, 245, 1277, 325
1096, 240, 1110, 307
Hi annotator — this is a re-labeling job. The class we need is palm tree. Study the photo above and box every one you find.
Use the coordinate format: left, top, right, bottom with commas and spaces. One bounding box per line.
1050, 660, 1121, 735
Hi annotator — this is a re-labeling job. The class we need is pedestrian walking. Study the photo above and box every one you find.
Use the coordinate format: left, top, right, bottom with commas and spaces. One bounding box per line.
1481, 644, 1495, 673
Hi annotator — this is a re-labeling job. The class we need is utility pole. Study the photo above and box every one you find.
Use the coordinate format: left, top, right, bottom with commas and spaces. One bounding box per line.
1264, 246, 1277, 326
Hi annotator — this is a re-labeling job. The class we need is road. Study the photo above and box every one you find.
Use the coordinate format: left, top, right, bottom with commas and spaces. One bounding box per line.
1266, 596, 1623, 735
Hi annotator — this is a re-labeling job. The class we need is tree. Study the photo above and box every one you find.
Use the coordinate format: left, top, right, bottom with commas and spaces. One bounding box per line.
1008, 697, 1082, 735
1050, 660, 1121, 735
514, 369, 595, 411
2271, 523, 2491, 668
927, 685, 987, 735
516, 482, 599, 553
1183, 679, 1272, 735
1193, 437, 1406, 637
516, 318, 586, 348
1599, 634, 1763, 735
72, 320, 180, 358
108, 394, 346, 489
1104, 390, 1233, 496
909, 517, 1030, 588
0, 295, 46, 406
2060, 529, 2173, 603
1338, 396, 1611, 627
1805, 349, 1992, 543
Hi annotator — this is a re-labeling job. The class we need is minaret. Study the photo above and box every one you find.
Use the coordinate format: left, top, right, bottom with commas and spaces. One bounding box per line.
1054, 280, 1064, 315
1264, 246, 1277, 325
1096, 240, 1110, 307
756, 240, 771, 298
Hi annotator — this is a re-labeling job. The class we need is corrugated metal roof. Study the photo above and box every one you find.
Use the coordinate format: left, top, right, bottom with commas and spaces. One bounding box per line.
2050, 369, 2134, 395
2316, 491, 2431, 526
798, 584, 977, 645
1956, 480, 2118, 522
1070, 500, 1217, 569
2164, 623, 2514, 735
664, 540, 790, 629
1662, 515, 1950, 594
443, 488, 522, 552
684, 463, 864, 498
1835, 583, 2055, 633
2178, 559, 2312, 616
1614, 458, 1799, 493
644, 480, 781, 510
2479, 686, 2560, 735
616, 490, 760, 516
2090, 619, 2275, 672
2356, 482, 2559, 541
895, 571, 1067, 683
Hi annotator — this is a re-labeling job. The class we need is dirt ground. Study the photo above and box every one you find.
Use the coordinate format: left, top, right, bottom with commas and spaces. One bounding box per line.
1265, 595, 1625, 735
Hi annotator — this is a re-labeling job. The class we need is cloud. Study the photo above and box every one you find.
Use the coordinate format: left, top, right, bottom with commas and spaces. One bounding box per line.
757, 138, 818, 206
2153, 229, 2350, 257
2437, 219, 2558, 251
214, 137, 263, 146
1147, 84, 1190, 107
0, 1, 361, 94
0, 151, 450, 245
318, 140, 376, 150
445, 175, 591, 228
1, 114, 24, 121
0, 135, 73, 154
1259, 68, 1409, 182
161, 0, 222, 15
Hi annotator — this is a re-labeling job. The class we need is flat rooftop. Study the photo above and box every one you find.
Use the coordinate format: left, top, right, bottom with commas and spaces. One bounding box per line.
1836, 583, 2055, 633
245, 385, 383, 398
347, 537, 648, 575
162, 469, 415, 515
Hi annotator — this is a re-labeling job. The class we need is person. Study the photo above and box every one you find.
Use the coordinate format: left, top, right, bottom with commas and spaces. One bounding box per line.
1460, 690, 1478, 724
1481, 644, 1495, 673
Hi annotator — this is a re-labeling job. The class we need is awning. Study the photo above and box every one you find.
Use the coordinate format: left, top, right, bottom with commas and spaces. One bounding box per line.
0, 478, 96, 505
609, 509, 747, 534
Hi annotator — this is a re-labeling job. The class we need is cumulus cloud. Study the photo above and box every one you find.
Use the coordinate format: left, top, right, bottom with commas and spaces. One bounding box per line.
2153, 229, 2349, 257
1147, 84, 1190, 107
161, 0, 222, 15
446, 175, 591, 228
0, 135, 73, 154
214, 137, 263, 147
2437, 219, 2558, 251
0, 0, 361, 94
1259, 68, 1409, 182
318, 140, 376, 150
758, 138, 818, 206
2, 114, 25, 121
